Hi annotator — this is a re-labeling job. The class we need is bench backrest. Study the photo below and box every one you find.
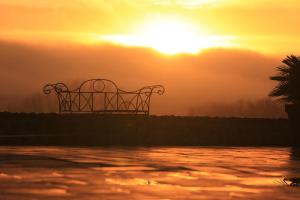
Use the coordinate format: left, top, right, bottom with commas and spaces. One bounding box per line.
43, 79, 165, 115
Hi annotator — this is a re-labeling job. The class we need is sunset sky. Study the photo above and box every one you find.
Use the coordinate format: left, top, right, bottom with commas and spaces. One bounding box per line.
0, 0, 299, 54
0, 0, 298, 116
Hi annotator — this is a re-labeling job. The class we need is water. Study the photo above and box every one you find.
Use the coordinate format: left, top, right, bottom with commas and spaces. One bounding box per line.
0, 147, 300, 199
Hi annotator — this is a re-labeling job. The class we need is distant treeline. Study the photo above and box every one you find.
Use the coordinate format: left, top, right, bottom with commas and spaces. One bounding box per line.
0, 112, 290, 146
189, 98, 286, 118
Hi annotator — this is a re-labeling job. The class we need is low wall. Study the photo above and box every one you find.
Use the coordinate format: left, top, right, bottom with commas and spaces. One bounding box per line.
285, 105, 300, 146
0, 112, 290, 146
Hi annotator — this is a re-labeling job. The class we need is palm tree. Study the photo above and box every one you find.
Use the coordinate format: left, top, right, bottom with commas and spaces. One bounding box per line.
269, 55, 300, 105
270, 55, 300, 146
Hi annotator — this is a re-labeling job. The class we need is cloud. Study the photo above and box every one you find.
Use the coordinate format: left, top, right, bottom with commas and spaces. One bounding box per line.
1, 0, 300, 56
0, 40, 283, 116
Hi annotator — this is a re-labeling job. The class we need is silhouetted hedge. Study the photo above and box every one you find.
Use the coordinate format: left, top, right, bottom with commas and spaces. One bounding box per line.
0, 112, 290, 146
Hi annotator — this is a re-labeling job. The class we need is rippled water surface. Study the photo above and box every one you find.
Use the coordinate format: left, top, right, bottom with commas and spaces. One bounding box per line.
1, 147, 300, 199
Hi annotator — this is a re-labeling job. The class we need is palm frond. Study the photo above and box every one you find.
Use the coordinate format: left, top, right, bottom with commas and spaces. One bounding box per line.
282, 55, 300, 69
270, 75, 289, 81
269, 55, 300, 104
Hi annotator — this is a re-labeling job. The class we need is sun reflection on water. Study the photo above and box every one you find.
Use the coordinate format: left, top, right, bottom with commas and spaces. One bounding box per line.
0, 147, 299, 199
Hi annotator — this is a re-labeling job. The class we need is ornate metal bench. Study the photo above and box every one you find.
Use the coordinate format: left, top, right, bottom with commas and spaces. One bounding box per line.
43, 79, 165, 115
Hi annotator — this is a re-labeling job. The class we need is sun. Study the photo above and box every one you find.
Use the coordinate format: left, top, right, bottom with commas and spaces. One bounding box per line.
97, 18, 235, 55
139, 19, 202, 54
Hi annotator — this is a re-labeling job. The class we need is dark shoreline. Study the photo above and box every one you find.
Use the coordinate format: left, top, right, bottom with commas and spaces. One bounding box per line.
0, 112, 290, 146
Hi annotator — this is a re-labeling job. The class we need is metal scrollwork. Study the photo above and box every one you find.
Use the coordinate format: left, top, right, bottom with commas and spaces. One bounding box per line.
43, 79, 165, 115
43, 83, 69, 94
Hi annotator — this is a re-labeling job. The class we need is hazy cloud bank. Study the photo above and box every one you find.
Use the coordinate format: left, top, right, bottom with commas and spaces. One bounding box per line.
0, 41, 285, 117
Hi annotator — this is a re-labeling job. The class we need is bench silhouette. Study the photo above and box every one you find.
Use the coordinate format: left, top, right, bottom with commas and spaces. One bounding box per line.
43, 79, 165, 115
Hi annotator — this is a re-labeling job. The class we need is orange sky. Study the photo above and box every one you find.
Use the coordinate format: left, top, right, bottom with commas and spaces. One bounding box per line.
0, 0, 300, 55
0, 0, 296, 116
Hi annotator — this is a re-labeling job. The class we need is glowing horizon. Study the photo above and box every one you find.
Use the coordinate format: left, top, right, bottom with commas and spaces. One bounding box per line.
96, 18, 236, 55
0, 0, 300, 55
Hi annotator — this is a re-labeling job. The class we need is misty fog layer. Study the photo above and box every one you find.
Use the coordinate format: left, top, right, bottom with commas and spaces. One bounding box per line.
0, 40, 286, 117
